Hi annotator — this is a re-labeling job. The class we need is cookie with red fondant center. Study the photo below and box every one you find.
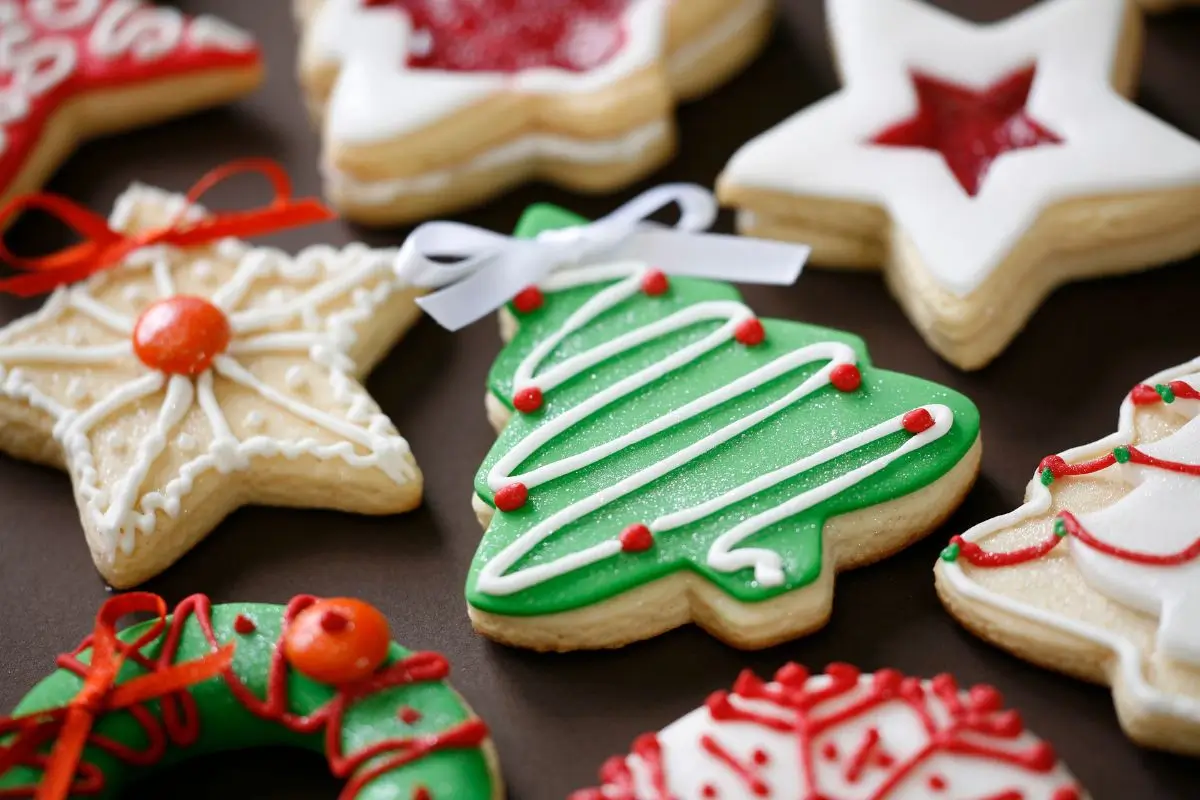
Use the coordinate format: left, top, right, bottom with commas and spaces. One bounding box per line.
573, 663, 1087, 800
0, 0, 262, 211
717, 0, 1200, 370
294, 0, 773, 224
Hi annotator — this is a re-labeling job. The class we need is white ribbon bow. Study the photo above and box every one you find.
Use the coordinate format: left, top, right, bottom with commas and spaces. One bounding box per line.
395, 184, 811, 332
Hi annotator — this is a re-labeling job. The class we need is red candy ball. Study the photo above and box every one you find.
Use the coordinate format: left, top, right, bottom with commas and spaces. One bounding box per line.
619, 523, 654, 553
902, 408, 935, 434
512, 286, 544, 314
734, 318, 765, 346
132, 296, 231, 376
284, 598, 391, 685
640, 270, 669, 296
494, 482, 528, 512
829, 363, 862, 392
512, 387, 543, 413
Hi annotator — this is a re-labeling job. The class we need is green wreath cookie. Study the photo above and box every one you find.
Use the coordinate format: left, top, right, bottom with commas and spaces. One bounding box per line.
0, 594, 500, 799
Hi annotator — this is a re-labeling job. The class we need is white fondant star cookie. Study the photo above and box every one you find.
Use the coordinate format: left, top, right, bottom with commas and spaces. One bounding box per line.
295, 0, 773, 224
718, 0, 1200, 370
937, 357, 1200, 755
0, 180, 424, 588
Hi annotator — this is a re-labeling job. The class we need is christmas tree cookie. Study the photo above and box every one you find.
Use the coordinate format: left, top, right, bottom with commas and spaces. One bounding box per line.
937, 357, 1200, 755
459, 201, 981, 651
0, 593, 500, 799
572, 663, 1087, 799
0, 163, 425, 588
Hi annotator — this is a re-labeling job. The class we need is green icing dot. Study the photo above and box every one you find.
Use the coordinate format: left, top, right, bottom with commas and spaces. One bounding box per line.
1054, 517, 1068, 538
1040, 468, 1055, 486
1113, 446, 1131, 464
1156, 384, 1176, 404
940, 542, 961, 562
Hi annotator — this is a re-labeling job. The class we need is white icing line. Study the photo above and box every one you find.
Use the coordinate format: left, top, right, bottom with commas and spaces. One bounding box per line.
68, 292, 134, 333
0, 342, 131, 363
227, 332, 324, 355
323, 120, 670, 206
941, 355, 1200, 721
478, 263, 952, 596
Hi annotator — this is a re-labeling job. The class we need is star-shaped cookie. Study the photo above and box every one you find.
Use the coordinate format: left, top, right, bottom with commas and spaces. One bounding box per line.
718, 0, 1200, 370
0, 184, 424, 588
295, 0, 773, 224
0, 0, 262, 208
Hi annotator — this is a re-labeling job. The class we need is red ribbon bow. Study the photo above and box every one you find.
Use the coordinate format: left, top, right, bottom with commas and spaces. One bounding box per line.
0, 159, 336, 297
0, 593, 234, 800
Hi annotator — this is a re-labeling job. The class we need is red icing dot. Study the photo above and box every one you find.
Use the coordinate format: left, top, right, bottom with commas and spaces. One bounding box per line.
752, 748, 769, 765
513, 386, 544, 413
132, 296, 231, 376
1130, 383, 1162, 405
821, 742, 838, 761
928, 774, 947, 791
902, 408, 935, 434
1052, 787, 1081, 800
734, 318, 765, 346
702, 786, 717, 799
233, 614, 256, 635
875, 752, 894, 768
512, 286, 544, 314
968, 684, 1004, 712
641, 269, 669, 296
619, 523, 653, 553
870, 66, 1062, 197
775, 663, 808, 686
399, 706, 423, 724
494, 483, 529, 512
829, 363, 862, 392
412, 787, 432, 800
366, 0, 630, 74
1027, 742, 1058, 771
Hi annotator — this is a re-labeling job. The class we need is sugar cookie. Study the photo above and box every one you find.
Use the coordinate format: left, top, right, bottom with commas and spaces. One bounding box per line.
937, 357, 1200, 755
0, 593, 501, 799
0, 0, 262, 211
718, 0, 1200, 370
295, 0, 772, 224
0, 163, 424, 588
572, 663, 1087, 800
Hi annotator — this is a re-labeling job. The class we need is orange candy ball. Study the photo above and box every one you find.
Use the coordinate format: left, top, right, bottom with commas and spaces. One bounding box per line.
132, 295, 231, 376
283, 598, 391, 685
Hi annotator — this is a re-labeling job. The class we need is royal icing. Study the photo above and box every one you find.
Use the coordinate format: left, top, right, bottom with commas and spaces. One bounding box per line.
467, 204, 980, 620
939, 357, 1200, 721
0, 185, 417, 557
0, 594, 495, 799
0, 0, 258, 196
720, 0, 1200, 297
573, 664, 1085, 800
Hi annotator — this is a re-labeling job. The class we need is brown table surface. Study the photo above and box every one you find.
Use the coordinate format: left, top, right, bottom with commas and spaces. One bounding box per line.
3, 1, 1200, 797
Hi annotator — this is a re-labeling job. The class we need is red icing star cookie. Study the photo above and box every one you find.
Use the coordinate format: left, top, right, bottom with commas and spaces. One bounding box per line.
718, 0, 1200, 371
0, 0, 262, 208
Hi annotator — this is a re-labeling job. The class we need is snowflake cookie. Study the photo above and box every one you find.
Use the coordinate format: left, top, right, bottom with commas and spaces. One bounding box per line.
0, 0, 262, 209
937, 357, 1200, 755
573, 663, 1087, 800
295, 0, 773, 224
462, 202, 981, 652
718, 0, 1200, 370
0, 179, 425, 588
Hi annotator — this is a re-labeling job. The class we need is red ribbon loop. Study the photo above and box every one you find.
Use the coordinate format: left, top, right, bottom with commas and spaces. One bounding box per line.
0, 593, 234, 800
0, 159, 335, 298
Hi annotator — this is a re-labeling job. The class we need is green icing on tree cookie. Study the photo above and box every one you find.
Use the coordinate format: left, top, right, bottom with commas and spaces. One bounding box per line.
0, 595, 495, 799
466, 204, 980, 620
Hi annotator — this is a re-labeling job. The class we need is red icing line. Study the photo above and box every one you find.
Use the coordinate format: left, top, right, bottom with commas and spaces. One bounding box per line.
0, 595, 487, 799
953, 444, 1200, 569
0, 2, 260, 196
364, 0, 630, 74
578, 664, 1069, 800
869, 66, 1062, 197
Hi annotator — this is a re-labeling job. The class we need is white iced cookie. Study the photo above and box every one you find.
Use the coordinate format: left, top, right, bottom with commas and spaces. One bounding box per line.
294, 0, 773, 225
572, 663, 1088, 800
937, 357, 1200, 754
718, 0, 1200, 370
0, 180, 425, 588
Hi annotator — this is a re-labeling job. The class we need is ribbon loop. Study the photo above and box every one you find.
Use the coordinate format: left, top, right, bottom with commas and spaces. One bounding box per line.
0, 160, 335, 298
394, 184, 809, 332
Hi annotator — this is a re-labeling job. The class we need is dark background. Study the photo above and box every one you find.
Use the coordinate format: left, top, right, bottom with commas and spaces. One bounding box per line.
2, 1, 1199, 797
